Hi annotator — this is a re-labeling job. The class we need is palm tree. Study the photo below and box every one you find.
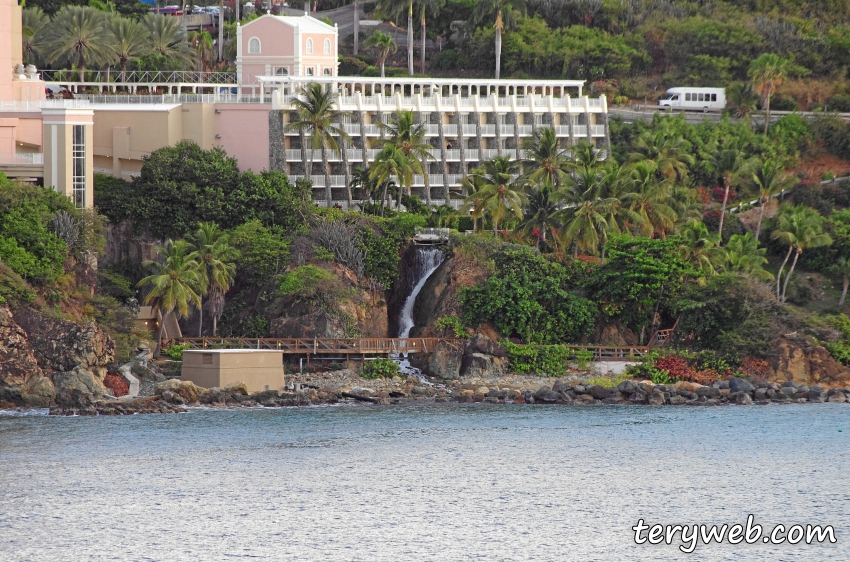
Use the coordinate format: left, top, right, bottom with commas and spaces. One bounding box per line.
137, 239, 202, 356
771, 204, 833, 302
416, 0, 444, 73
705, 144, 750, 235
472, 0, 526, 80
43, 6, 113, 82
286, 83, 352, 206
143, 14, 195, 69
722, 232, 773, 282
107, 16, 149, 82
370, 144, 413, 215
22, 7, 50, 67
520, 127, 571, 187
375, 110, 435, 205
567, 140, 605, 174
364, 31, 396, 78
726, 82, 760, 121
516, 183, 561, 246
623, 161, 678, 238
188, 222, 239, 337
628, 130, 694, 184
828, 256, 850, 307
376, 0, 415, 75
678, 220, 723, 275
748, 158, 796, 241
557, 193, 615, 257
188, 30, 216, 72
749, 53, 794, 134
350, 166, 377, 202
465, 156, 525, 236
460, 172, 487, 232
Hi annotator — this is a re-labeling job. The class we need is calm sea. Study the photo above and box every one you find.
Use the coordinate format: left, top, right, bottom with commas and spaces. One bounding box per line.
0, 403, 847, 561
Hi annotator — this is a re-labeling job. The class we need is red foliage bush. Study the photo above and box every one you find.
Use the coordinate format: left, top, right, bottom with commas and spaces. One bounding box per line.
103, 373, 129, 397
740, 357, 773, 381
686, 368, 723, 386
654, 355, 691, 379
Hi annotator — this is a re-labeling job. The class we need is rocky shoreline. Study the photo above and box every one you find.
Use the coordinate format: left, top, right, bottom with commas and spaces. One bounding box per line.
10, 370, 845, 416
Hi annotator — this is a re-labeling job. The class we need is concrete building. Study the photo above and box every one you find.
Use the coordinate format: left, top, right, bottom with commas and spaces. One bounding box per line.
237, 15, 339, 84
181, 349, 286, 393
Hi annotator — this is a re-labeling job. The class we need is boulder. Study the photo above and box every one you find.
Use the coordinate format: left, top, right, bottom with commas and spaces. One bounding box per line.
52, 366, 108, 399
589, 385, 616, 400
735, 392, 753, 405
827, 391, 847, 403
466, 333, 506, 358
589, 321, 638, 346
223, 382, 249, 396
0, 306, 56, 407
673, 381, 703, 393
460, 353, 508, 378
728, 377, 754, 393
696, 386, 721, 399
668, 395, 687, 405
156, 379, 203, 403
647, 390, 665, 405
628, 390, 647, 403
772, 339, 850, 386
428, 340, 463, 380
617, 380, 638, 395
807, 387, 827, 403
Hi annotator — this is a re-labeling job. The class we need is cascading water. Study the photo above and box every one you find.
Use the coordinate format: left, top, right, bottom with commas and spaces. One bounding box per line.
394, 247, 445, 379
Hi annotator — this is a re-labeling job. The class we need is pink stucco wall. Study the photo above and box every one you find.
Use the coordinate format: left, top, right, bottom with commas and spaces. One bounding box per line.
213, 104, 270, 173
242, 18, 296, 57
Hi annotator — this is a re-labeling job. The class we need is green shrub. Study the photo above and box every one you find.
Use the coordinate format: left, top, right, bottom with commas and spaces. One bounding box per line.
163, 343, 191, 360
503, 341, 574, 377
361, 357, 399, 379
435, 315, 465, 338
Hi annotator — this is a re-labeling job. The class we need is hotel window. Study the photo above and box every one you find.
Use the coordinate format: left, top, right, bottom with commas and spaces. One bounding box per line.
275, 67, 289, 76
323, 67, 331, 76
248, 37, 261, 54
306, 38, 313, 54
72, 125, 86, 208
306, 67, 314, 76
324, 38, 331, 54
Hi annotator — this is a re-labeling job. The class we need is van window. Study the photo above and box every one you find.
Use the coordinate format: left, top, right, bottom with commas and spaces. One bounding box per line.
671, 95, 678, 101
711, 94, 717, 102
685, 93, 691, 101
697, 93, 703, 102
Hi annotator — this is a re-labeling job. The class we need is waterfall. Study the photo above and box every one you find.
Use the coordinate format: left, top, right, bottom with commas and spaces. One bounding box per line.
398, 247, 445, 338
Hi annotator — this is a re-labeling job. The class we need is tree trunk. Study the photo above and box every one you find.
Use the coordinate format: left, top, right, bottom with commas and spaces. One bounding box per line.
493, 220, 498, 237
353, 0, 360, 55
300, 129, 310, 182
340, 137, 352, 205
776, 245, 793, 299
764, 90, 771, 135
840, 275, 848, 307
494, 26, 502, 80
437, 117, 449, 201
781, 248, 801, 302
755, 198, 766, 241
718, 177, 730, 235
212, 312, 218, 337
380, 57, 386, 78
321, 143, 332, 206
182, 0, 187, 36
407, 1, 414, 76
380, 180, 388, 216
218, 0, 224, 61
198, 299, 203, 336
154, 312, 165, 357
420, 11, 426, 74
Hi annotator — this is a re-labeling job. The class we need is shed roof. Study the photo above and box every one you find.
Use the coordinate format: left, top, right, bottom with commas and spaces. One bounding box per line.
241, 14, 336, 33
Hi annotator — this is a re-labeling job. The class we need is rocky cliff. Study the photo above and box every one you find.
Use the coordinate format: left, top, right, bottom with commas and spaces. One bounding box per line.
768, 338, 850, 386
0, 305, 115, 407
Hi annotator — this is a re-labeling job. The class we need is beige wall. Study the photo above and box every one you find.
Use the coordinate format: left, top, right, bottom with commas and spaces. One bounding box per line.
43, 108, 94, 208
182, 350, 286, 393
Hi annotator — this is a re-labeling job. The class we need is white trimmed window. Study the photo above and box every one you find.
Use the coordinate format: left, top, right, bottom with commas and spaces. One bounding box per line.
275, 67, 289, 76
306, 67, 314, 76
323, 38, 331, 54
323, 67, 331, 76
306, 38, 313, 54
248, 37, 261, 54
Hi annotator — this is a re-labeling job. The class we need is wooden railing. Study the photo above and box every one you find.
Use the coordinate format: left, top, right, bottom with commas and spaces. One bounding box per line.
563, 345, 650, 360
174, 337, 465, 355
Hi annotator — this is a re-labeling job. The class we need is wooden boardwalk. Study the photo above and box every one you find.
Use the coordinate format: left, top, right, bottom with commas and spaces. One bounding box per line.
173, 338, 649, 361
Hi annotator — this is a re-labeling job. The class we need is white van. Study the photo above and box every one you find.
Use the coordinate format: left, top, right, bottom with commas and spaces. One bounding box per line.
657, 87, 726, 110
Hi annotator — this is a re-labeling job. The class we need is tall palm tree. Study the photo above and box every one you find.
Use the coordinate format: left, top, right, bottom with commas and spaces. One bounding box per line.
678, 220, 723, 275
726, 82, 760, 121
749, 53, 794, 134
465, 156, 525, 236
748, 158, 795, 241
705, 144, 750, 235
416, 0, 444, 73
828, 256, 850, 307
364, 31, 396, 78
516, 183, 561, 246
137, 239, 202, 356
472, 0, 526, 80
628, 130, 694, 184
188, 222, 239, 337
43, 6, 113, 82
623, 161, 678, 238
107, 16, 149, 82
460, 171, 487, 232
722, 232, 773, 282
520, 127, 571, 187
375, 110, 435, 205
556, 193, 615, 257
286, 83, 352, 206
188, 30, 216, 72
370, 144, 413, 215
376, 0, 414, 75
771, 204, 833, 302
143, 13, 195, 69
22, 7, 50, 67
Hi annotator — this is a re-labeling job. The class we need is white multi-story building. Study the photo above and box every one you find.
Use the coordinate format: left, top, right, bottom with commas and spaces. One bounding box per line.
265, 76, 610, 205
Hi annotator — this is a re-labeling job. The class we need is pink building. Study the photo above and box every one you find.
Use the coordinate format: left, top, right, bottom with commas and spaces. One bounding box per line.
236, 15, 338, 85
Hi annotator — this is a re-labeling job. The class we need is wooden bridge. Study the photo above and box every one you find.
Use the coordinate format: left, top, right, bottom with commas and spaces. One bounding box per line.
172, 337, 651, 362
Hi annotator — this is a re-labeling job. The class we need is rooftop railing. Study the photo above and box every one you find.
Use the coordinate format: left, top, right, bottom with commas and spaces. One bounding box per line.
43, 70, 237, 84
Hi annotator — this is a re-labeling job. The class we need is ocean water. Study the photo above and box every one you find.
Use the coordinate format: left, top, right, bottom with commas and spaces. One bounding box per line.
0, 403, 847, 561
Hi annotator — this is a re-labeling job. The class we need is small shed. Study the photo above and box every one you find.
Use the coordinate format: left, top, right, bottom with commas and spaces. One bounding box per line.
181, 350, 286, 393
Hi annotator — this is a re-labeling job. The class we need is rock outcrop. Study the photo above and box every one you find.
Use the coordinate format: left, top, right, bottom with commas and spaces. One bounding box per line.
0, 305, 115, 407
771, 338, 850, 386
425, 332, 508, 380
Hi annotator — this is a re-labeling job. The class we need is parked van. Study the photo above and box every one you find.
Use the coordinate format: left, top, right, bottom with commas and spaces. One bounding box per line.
657, 87, 726, 110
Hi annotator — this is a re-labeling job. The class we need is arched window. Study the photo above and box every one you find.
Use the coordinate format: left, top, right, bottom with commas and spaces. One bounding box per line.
275, 67, 289, 76
248, 37, 261, 54
323, 67, 331, 76
306, 38, 313, 54
323, 38, 331, 54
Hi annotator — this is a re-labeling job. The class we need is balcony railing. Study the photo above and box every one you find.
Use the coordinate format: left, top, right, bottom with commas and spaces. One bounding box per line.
43, 69, 237, 84
0, 153, 44, 165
